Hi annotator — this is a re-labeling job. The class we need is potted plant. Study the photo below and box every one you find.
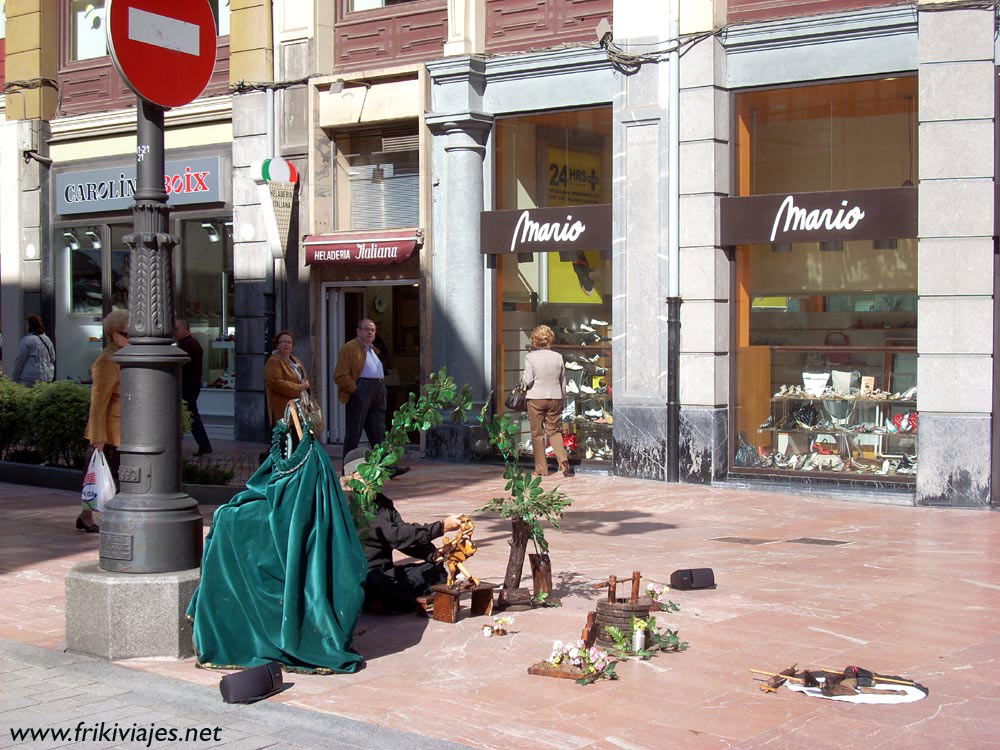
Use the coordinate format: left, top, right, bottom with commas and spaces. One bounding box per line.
478, 406, 571, 607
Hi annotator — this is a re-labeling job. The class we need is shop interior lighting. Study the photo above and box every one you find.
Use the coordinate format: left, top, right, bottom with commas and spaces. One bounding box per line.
201, 222, 221, 242
63, 230, 80, 250
819, 240, 844, 252
84, 230, 101, 249
771, 242, 792, 253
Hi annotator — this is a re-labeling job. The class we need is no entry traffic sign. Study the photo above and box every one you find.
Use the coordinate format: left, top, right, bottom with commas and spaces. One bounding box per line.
107, 0, 218, 109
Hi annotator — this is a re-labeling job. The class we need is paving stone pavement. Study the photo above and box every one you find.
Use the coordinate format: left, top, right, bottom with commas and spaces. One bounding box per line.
2, 465, 1000, 748
0, 639, 464, 750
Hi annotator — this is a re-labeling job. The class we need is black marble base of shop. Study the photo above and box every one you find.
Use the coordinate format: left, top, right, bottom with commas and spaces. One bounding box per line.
679, 407, 728, 485
613, 405, 667, 481
724, 472, 916, 505
426, 424, 471, 462
916, 414, 992, 508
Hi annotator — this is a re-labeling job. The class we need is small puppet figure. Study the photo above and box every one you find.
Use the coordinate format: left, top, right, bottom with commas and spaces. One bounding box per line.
439, 515, 479, 588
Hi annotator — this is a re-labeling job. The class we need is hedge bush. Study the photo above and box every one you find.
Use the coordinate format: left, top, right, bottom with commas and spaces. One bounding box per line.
0, 376, 195, 470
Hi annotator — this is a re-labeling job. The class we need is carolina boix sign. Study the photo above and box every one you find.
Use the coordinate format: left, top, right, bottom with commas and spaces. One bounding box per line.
55, 156, 223, 215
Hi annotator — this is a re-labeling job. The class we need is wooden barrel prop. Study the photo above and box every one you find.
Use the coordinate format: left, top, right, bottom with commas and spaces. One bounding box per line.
593, 597, 653, 649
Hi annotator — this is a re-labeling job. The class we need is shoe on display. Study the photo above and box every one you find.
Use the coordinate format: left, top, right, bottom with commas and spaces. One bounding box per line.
759, 415, 774, 431
585, 447, 594, 459
579, 323, 595, 333
592, 366, 607, 375
590, 319, 609, 326
565, 361, 584, 371
581, 354, 601, 363
566, 380, 580, 394
900, 385, 918, 400
580, 385, 596, 394
584, 408, 604, 419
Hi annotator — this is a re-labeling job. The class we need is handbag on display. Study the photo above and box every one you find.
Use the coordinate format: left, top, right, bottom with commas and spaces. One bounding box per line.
734, 432, 761, 467
802, 371, 830, 397
505, 382, 528, 412
831, 369, 860, 395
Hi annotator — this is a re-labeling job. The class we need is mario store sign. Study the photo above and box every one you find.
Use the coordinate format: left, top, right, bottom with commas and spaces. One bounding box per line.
55, 156, 224, 215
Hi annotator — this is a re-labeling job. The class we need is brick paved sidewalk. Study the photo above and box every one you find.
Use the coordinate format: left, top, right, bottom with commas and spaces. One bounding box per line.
1, 466, 999, 748
0, 639, 462, 750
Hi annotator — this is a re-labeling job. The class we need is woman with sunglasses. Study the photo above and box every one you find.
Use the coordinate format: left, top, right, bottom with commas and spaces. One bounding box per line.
79, 310, 129, 533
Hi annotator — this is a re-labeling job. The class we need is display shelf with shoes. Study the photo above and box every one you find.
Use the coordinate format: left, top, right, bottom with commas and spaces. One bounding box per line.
737, 359, 917, 482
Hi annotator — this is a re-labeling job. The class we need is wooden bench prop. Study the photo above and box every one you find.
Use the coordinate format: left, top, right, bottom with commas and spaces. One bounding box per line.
592, 571, 654, 650
430, 582, 498, 623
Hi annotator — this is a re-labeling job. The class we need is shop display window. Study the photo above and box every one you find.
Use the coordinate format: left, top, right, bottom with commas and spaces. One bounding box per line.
56, 215, 234, 386
495, 108, 613, 463
179, 219, 235, 389
735, 76, 917, 196
732, 77, 918, 481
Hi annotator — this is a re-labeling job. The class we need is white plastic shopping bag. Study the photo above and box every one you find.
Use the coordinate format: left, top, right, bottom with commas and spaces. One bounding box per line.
82, 450, 116, 512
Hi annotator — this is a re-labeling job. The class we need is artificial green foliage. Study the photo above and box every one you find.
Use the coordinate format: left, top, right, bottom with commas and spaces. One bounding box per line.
477, 403, 572, 554
28, 381, 91, 468
347, 368, 472, 531
0, 378, 32, 459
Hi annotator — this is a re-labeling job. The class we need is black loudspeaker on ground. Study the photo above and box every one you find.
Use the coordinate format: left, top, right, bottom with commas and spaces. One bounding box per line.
219, 662, 283, 704
670, 568, 715, 590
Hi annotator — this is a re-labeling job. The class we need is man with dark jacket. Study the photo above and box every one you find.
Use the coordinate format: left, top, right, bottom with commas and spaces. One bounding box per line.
175, 319, 213, 456
342, 449, 459, 612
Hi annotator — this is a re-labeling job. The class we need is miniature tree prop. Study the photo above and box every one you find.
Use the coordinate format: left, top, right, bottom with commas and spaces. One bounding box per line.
346, 368, 472, 531
477, 405, 572, 597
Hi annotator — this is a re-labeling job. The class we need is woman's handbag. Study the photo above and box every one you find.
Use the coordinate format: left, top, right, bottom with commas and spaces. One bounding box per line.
504, 382, 528, 412
299, 389, 324, 433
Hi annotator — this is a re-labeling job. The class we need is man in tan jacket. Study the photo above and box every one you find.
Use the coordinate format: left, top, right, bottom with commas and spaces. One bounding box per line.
334, 319, 389, 468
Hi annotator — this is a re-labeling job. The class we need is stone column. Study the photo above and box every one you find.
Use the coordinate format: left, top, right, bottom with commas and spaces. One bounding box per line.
424, 111, 492, 460
676, 33, 729, 484
915, 5, 995, 506
427, 114, 492, 400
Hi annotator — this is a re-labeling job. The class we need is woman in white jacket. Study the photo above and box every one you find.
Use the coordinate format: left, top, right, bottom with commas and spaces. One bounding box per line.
521, 325, 574, 478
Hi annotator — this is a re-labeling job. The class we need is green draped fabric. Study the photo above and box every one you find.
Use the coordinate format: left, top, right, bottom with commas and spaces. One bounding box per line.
186, 420, 366, 673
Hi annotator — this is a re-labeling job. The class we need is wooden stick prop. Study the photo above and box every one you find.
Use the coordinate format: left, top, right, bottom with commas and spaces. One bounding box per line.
750, 669, 807, 683
593, 571, 643, 602
288, 402, 304, 440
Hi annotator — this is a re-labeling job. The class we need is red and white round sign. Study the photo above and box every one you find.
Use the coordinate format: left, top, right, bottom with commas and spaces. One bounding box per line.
107, 0, 218, 109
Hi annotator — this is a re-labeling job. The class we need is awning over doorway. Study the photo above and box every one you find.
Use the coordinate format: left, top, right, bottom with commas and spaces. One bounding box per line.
304, 228, 422, 266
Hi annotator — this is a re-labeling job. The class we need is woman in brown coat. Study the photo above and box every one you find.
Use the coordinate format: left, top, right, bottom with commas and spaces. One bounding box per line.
80, 310, 129, 532
264, 330, 310, 426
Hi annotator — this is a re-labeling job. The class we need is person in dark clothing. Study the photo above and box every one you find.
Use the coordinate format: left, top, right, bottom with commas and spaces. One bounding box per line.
175, 319, 213, 456
341, 449, 459, 612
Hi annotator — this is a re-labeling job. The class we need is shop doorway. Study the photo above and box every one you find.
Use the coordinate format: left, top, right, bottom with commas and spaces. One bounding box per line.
323, 280, 420, 446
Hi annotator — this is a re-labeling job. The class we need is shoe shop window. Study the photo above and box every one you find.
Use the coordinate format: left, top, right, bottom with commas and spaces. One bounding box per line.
494, 108, 613, 464
730, 77, 918, 482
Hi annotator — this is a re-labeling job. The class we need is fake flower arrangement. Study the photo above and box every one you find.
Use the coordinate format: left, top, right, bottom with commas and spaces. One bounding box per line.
548, 639, 618, 685
645, 582, 682, 613
493, 615, 514, 635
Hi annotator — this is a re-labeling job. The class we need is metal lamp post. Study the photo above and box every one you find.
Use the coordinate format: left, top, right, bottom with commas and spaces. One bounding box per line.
99, 99, 203, 573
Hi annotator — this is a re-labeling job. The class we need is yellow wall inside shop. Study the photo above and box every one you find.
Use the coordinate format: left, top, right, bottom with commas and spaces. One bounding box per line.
49, 123, 234, 163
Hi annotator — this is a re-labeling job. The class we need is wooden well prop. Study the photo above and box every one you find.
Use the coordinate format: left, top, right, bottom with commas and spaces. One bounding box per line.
592, 571, 654, 650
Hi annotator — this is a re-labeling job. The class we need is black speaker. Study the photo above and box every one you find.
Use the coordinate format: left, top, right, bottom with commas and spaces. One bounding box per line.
219, 662, 283, 704
670, 568, 715, 590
